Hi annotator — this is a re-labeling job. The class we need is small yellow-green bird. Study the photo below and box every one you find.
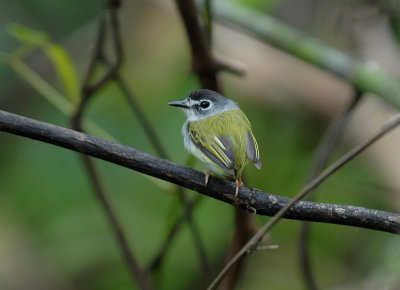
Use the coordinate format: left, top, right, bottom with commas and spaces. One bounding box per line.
168, 89, 261, 196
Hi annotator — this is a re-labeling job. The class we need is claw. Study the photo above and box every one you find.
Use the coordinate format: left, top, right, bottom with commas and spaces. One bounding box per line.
204, 171, 210, 186
234, 179, 244, 198
247, 206, 257, 214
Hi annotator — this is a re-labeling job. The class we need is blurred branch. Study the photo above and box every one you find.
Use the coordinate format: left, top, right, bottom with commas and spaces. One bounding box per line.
175, 0, 219, 90
3, 43, 117, 141
175, 0, 224, 282
1, 109, 399, 235
214, 0, 400, 109
71, 0, 210, 279
147, 195, 203, 270
299, 89, 363, 290
221, 207, 257, 290
176, 0, 251, 287
82, 154, 154, 290
175, 0, 244, 92
203, 0, 214, 43
7, 56, 72, 115
114, 73, 168, 159
207, 110, 400, 290
114, 74, 211, 277
70, 3, 153, 290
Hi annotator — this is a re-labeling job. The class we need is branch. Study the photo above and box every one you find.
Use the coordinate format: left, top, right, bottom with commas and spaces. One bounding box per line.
72, 0, 210, 278
208, 111, 400, 290
299, 89, 363, 290
147, 195, 203, 270
114, 73, 211, 275
70, 3, 153, 289
175, 0, 219, 90
1, 109, 399, 234
175, 0, 252, 286
213, 0, 400, 109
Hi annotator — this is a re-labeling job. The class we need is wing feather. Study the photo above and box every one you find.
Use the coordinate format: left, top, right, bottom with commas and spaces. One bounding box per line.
186, 110, 261, 176
189, 129, 236, 176
247, 132, 261, 169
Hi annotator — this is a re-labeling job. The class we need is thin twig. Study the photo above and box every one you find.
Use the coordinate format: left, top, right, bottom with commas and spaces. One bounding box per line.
115, 73, 211, 274
80, 154, 153, 290
71, 2, 153, 289
71, 18, 107, 129
109, 0, 211, 274
147, 195, 203, 270
113, 73, 168, 159
299, 89, 363, 290
207, 112, 400, 290
1, 109, 399, 233
75, 0, 211, 278
113, 69, 211, 277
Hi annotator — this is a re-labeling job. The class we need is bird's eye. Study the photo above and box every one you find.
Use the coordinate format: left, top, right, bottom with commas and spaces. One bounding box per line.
199, 101, 210, 109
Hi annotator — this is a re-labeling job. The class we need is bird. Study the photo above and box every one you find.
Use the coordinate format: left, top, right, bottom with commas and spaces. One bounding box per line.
168, 89, 261, 197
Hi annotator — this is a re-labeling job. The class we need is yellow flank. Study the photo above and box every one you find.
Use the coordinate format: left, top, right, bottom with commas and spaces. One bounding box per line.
188, 109, 253, 180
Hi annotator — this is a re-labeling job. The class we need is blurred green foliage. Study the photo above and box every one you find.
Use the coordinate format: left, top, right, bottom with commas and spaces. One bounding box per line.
235, 0, 281, 11
0, 0, 101, 100
0, 1, 398, 290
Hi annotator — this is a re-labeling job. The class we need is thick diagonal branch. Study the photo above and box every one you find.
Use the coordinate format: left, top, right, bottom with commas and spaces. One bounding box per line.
1, 109, 399, 234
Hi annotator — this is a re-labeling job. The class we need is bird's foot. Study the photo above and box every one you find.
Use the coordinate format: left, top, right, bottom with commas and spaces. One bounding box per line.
234, 179, 244, 199
204, 170, 211, 186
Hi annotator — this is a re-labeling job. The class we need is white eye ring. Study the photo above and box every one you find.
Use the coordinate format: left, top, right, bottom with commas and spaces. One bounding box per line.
199, 100, 211, 109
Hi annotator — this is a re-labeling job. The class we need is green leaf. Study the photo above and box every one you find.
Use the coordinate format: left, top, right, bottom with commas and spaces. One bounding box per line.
6, 55, 116, 142
233, 0, 281, 11
8, 23, 80, 104
7, 23, 49, 46
44, 43, 80, 104
8, 56, 72, 115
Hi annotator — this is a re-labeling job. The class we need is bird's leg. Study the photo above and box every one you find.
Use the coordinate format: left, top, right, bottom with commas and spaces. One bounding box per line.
204, 170, 211, 186
234, 179, 244, 198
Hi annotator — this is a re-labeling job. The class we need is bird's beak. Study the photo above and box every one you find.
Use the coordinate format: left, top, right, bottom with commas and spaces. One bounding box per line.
168, 99, 190, 109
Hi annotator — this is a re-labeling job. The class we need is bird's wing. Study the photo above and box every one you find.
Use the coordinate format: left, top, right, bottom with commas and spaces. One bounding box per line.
246, 132, 261, 169
189, 129, 236, 176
